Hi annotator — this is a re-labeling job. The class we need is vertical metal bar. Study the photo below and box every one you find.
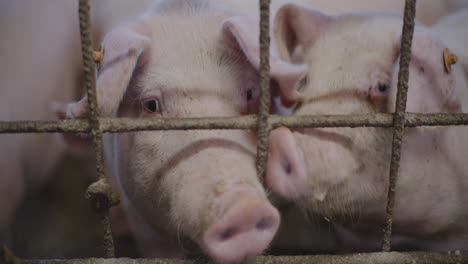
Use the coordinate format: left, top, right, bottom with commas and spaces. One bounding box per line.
256, 0, 272, 182
382, 0, 417, 252
78, 0, 116, 258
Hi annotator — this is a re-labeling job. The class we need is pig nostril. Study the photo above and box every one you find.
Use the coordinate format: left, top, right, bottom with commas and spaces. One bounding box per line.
281, 159, 292, 174
219, 227, 237, 241
256, 217, 274, 231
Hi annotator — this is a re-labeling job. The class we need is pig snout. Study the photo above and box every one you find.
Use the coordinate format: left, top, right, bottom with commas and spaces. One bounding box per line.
266, 127, 307, 200
203, 197, 280, 263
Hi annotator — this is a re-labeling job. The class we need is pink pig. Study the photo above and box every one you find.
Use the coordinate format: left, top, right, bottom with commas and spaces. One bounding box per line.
265, 4, 468, 252
63, 0, 281, 262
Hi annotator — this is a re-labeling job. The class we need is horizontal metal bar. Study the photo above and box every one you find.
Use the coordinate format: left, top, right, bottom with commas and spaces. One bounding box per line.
23, 251, 468, 264
0, 119, 90, 133
1, 113, 468, 134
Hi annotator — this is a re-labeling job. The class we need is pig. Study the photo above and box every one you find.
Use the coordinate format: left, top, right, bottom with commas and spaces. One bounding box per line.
51, 0, 465, 258
0, 0, 82, 241
264, 4, 468, 252
62, 0, 283, 262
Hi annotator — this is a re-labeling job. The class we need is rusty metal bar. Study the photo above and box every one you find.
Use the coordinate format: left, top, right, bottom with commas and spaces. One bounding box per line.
23, 251, 468, 264
78, 0, 117, 258
2, 113, 468, 134
1, 113, 467, 133
255, 0, 272, 183
382, 0, 417, 252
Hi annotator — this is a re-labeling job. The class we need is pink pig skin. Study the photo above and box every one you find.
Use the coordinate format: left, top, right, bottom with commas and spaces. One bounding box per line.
88, 0, 461, 48
266, 4, 468, 252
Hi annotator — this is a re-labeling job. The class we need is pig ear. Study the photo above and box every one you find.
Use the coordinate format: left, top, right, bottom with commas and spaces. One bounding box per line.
390, 32, 463, 113
222, 14, 308, 106
274, 3, 332, 64
66, 27, 151, 119
53, 103, 93, 151
221, 15, 262, 77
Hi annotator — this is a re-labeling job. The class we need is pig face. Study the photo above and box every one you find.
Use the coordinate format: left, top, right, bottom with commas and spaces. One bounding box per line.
64, 1, 280, 262
266, 4, 465, 221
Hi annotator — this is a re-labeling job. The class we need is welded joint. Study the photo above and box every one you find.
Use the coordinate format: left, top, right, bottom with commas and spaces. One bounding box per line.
86, 178, 120, 214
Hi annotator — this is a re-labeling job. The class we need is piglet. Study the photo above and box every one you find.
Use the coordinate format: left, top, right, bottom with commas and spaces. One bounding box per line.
62, 0, 280, 262
266, 4, 468, 252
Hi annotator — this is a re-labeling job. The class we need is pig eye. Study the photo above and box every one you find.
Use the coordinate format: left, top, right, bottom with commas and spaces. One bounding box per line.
246, 89, 253, 102
295, 74, 307, 92
142, 98, 161, 113
245, 84, 259, 114
378, 83, 388, 93
369, 82, 390, 112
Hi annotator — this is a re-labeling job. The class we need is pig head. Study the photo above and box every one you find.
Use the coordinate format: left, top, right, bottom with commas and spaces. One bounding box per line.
64, 0, 281, 262
266, 4, 468, 251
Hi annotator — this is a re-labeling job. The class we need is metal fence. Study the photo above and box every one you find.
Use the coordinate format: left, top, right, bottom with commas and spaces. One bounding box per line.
1, 0, 468, 263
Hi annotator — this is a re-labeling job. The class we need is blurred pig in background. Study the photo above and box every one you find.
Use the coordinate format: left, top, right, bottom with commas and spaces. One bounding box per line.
0, 0, 82, 243
0, 0, 136, 258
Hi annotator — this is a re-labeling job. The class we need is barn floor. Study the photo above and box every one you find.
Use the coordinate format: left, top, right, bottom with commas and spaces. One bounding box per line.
9, 153, 138, 259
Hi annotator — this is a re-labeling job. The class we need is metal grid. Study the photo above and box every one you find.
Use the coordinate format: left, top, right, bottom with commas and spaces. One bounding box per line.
1, 0, 468, 263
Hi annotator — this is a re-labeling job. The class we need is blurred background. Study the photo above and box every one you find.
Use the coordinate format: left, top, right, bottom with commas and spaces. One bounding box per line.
9, 153, 123, 259
0, 0, 153, 259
